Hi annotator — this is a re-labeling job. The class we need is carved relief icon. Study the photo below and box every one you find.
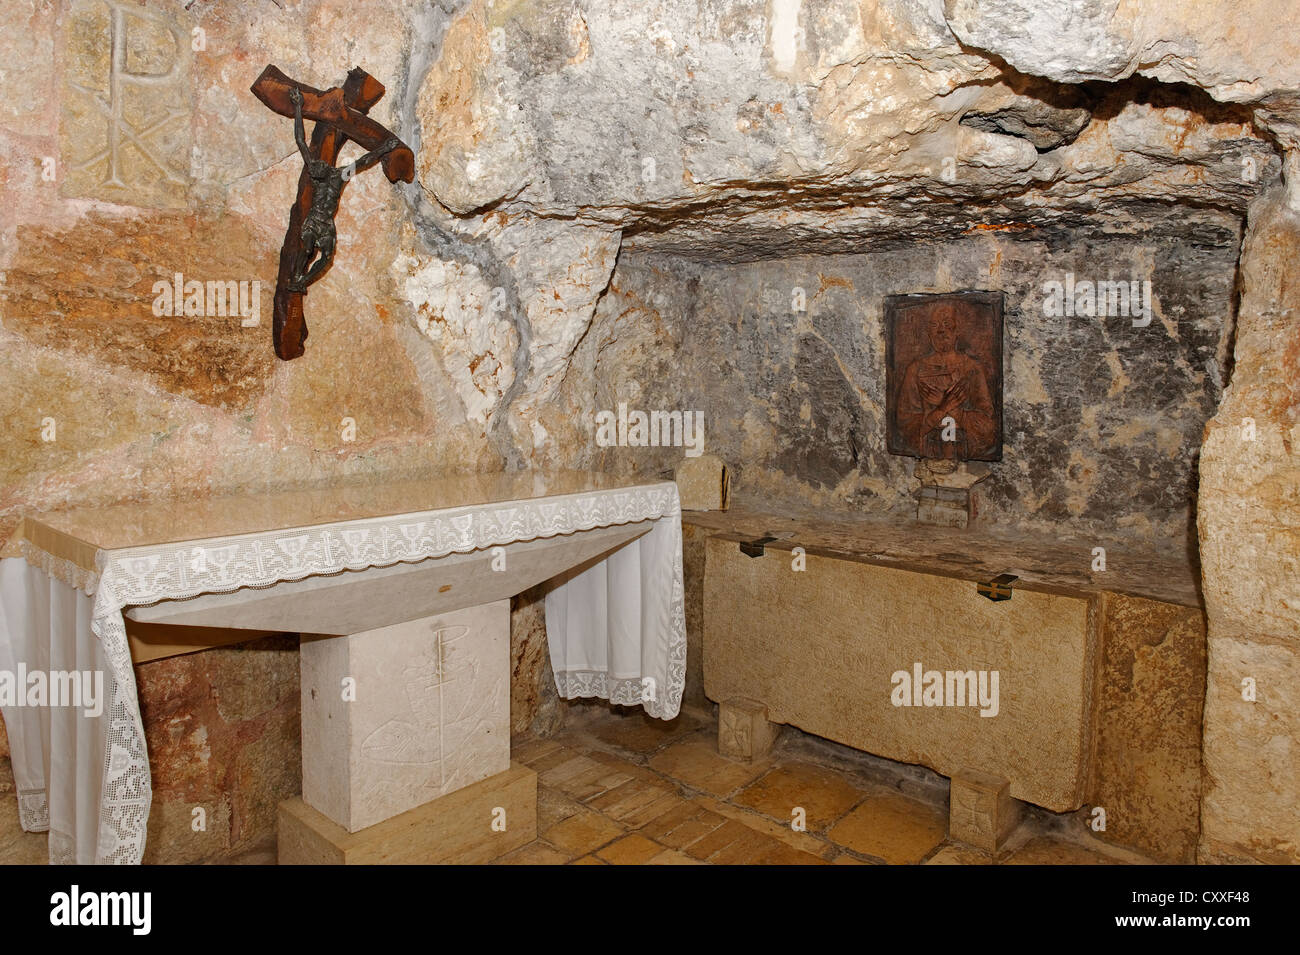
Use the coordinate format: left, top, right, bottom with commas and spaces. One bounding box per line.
885, 291, 1004, 461
250, 65, 415, 360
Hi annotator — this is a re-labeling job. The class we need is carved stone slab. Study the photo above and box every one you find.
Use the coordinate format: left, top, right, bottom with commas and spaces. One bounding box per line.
61, 0, 191, 208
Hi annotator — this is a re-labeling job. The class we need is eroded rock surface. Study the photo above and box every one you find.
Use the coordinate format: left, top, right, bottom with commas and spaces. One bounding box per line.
1198, 183, 1300, 864
1, 0, 1298, 865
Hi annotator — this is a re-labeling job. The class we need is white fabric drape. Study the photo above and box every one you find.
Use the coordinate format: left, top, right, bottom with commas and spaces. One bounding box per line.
0, 558, 110, 864
545, 511, 685, 719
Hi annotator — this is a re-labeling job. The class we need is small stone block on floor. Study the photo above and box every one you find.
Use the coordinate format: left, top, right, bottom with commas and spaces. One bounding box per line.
718, 697, 780, 761
949, 768, 1021, 853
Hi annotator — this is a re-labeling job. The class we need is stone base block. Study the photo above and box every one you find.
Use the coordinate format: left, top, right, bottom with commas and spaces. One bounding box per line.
949, 768, 1021, 852
278, 762, 536, 865
916, 486, 971, 528
718, 697, 780, 761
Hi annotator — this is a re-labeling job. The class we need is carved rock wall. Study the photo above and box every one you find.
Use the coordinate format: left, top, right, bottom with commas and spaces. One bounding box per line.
0, 0, 553, 862
1091, 593, 1206, 864
0, 0, 1297, 864
1197, 184, 1300, 864
570, 231, 1237, 544
137, 634, 301, 864
937, 0, 1300, 867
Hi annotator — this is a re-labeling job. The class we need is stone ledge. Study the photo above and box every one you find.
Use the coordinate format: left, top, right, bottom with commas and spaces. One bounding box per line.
684, 506, 1201, 608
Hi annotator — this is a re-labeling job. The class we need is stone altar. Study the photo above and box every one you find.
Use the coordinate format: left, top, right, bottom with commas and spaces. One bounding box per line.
11, 470, 684, 864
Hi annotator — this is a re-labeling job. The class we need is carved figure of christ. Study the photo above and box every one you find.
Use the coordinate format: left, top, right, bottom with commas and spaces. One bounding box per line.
287, 86, 400, 293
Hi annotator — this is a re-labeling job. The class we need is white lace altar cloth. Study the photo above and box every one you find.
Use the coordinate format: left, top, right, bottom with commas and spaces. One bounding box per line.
0, 476, 685, 864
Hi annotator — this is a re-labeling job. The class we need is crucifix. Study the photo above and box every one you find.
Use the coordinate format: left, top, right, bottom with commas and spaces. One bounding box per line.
251, 65, 415, 360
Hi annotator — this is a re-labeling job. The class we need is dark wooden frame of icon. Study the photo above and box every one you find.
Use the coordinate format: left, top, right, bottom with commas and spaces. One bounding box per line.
884, 290, 1004, 462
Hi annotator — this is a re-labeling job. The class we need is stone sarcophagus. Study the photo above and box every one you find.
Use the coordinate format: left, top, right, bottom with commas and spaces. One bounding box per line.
703, 535, 1095, 811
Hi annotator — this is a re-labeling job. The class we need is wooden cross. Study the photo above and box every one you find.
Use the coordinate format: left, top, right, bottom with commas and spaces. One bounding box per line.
251, 65, 415, 360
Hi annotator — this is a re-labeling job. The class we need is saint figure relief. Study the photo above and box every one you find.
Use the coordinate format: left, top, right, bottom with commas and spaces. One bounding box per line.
897, 303, 995, 459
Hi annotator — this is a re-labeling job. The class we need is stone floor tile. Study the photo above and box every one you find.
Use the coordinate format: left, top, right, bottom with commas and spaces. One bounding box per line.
540, 807, 625, 855
733, 761, 868, 831
648, 739, 770, 797
684, 818, 776, 863
511, 736, 566, 767
583, 708, 707, 756
826, 793, 947, 864
541, 754, 636, 801
586, 777, 683, 827
645, 847, 705, 864
596, 833, 667, 865
494, 841, 573, 865
638, 800, 729, 849
584, 749, 664, 783
614, 789, 689, 829
753, 841, 833, 864
1002, 836, 1127, 865
538, 753, 601, 787
526, 744, 586, 774
537, 785, 585, 831
694, 795, 836, 858
925, 843, 993, 865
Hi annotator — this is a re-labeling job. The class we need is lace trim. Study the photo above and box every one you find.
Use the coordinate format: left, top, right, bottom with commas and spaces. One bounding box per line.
31, 482, 684, 864
658, 497, 686, 720
19, 539, 98, 595
49, 831, 75, 866
17, 789, 49, 832
554, 672, 678, 713
98, 486, 680, 607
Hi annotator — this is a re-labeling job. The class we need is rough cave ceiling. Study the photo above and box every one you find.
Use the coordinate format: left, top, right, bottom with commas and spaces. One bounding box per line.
412, 0, 1281, 262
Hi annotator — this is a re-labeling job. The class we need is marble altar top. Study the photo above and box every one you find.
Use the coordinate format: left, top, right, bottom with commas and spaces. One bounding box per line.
18, 471, 670, 575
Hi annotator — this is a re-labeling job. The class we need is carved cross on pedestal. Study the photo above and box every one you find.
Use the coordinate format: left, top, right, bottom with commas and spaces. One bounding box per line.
251, 65, 415, 360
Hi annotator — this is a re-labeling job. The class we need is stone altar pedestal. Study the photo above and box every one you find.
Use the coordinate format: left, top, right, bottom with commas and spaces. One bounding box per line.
279, 603, 532, 863
282, 600, 530, 862
300, 603, 510, 833
280, 600, 532, 864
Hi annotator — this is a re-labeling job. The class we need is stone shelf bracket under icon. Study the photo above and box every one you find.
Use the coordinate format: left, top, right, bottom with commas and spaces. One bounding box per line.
250, 65, 415, 360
